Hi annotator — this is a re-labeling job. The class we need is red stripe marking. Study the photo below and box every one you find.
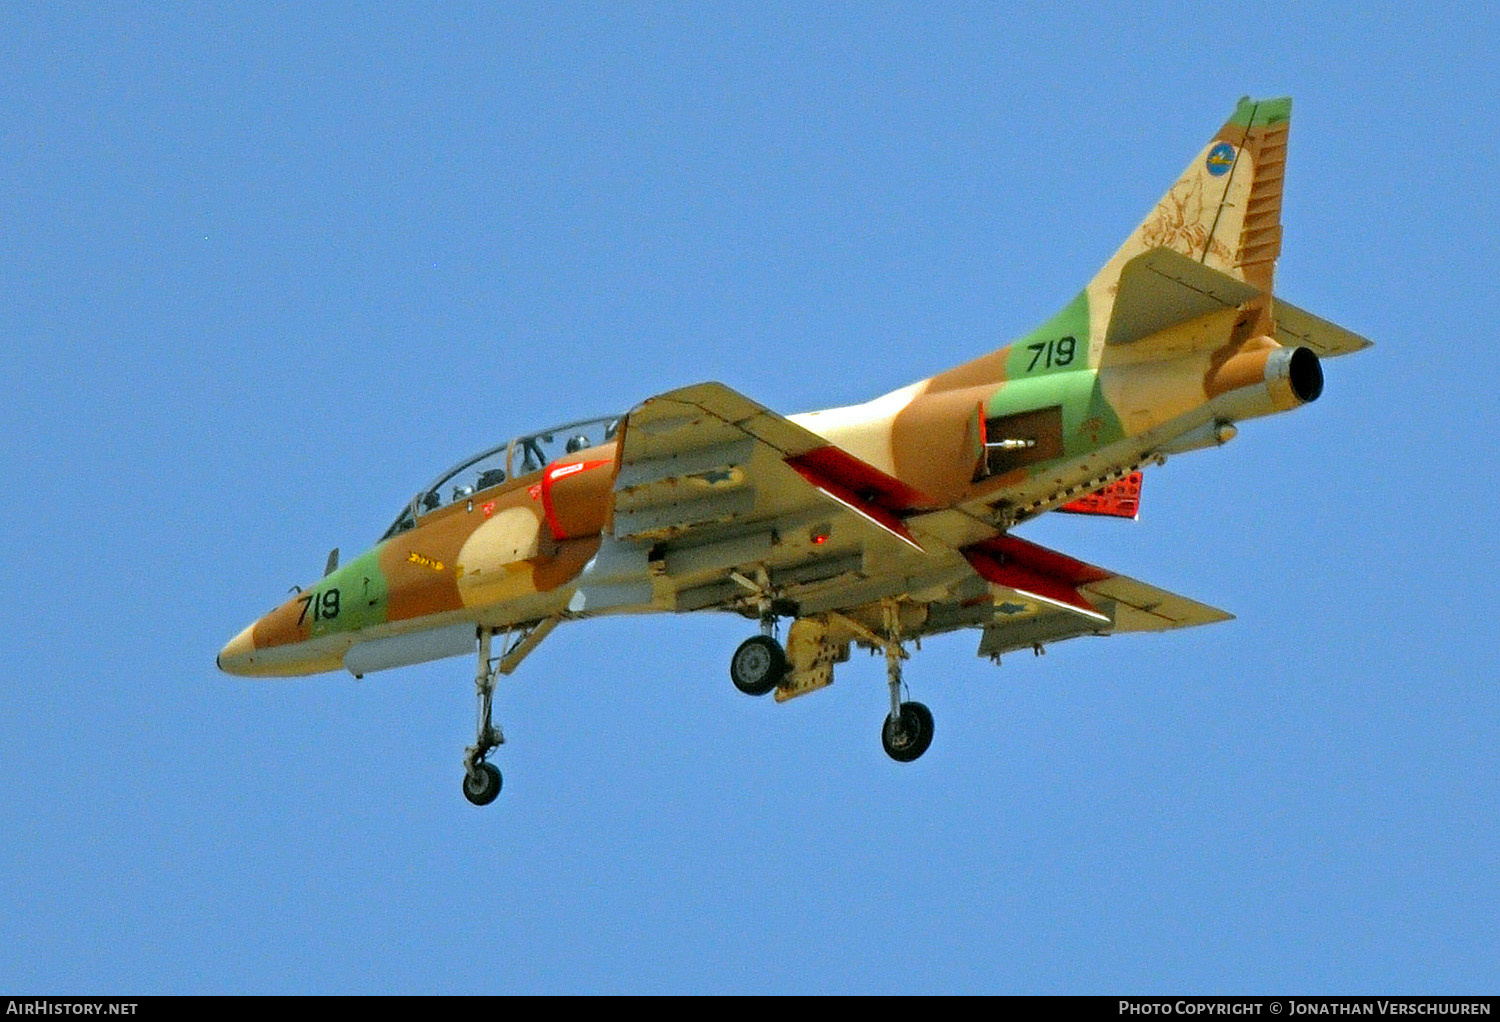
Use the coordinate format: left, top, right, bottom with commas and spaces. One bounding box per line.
961, 534, 1111, 618
968, 534, 1112, 585
788, 461, 923, 551
785, 446, 932, 512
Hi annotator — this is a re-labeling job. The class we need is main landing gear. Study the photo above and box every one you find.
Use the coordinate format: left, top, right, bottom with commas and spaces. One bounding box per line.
729, 597, 934, 763
462, 617, 561, 806
876, 599, 933, 763
728, 568, 792, 697
463, 761, 503, 806
882, 699, 934, 762
730, 633, 786, 695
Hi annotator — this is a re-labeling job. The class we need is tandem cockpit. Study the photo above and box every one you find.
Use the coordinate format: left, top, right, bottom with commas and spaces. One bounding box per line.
380, 414, 621, 540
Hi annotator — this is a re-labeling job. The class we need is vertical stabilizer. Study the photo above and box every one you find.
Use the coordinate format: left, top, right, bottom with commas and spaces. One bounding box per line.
925, 98, 1302, 391
1085, 97, 1292, 342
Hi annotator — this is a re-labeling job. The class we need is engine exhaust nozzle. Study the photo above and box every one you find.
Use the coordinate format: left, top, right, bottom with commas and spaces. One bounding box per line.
1207, 341, 1323, 421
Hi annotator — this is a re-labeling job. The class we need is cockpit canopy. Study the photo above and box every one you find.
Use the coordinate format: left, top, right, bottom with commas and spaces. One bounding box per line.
381, 414, 620, 540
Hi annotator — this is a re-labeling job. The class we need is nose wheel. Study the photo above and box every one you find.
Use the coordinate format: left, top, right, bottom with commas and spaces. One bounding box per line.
462, 761, 502, 806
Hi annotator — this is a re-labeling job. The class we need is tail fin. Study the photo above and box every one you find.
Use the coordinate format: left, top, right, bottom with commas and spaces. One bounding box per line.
928, 98, 1318, 391
1105, 96, 1290, 288
1089, 97, 1373, 362
1087, 96, 1292, 340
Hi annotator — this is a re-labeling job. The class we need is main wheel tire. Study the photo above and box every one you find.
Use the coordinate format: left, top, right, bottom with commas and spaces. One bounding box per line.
881, 701, 934, 762
730, 634, 786, 696
463, 762, 502, 805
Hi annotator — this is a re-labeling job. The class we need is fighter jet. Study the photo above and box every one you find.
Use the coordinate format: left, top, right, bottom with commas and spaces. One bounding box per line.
220, 96, 1369, 805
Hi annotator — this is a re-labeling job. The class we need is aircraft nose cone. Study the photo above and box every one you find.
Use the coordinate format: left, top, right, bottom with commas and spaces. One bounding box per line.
217, 624, 256, 675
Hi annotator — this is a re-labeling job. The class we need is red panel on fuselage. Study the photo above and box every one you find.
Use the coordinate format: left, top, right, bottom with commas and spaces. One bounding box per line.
540, 455, 615, 540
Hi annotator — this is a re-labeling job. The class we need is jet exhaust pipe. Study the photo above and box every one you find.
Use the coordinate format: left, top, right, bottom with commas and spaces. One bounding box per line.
1283, 345, 1325, 404
1206, 341, 1323, 422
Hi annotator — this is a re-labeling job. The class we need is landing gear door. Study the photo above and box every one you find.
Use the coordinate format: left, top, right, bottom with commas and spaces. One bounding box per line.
775, 618, 848, 702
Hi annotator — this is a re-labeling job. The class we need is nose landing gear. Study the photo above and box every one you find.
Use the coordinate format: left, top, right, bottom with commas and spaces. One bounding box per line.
461, 616, 562, 805
463, 626, 505, 806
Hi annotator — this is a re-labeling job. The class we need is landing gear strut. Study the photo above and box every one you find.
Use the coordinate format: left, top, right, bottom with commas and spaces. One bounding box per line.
727, 567, 790, 697
463, 627, 505, 806
461, 616, 562, 806
878, 599, 933, 763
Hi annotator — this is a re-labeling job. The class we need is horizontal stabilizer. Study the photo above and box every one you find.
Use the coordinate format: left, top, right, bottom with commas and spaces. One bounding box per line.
1273, 298, 1373, 357
1082, 574, 1233, 632
960, 534, 1233, 660
1106, 247, 1261, 346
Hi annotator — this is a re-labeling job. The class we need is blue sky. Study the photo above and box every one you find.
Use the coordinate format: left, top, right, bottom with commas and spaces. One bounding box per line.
4, 2, 1498, 994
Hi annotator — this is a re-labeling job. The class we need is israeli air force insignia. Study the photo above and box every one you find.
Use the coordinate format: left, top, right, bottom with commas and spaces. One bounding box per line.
1205, 142, 1235, 176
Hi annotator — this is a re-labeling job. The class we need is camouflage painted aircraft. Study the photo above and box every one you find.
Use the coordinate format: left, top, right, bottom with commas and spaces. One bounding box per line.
220, 96, 1369, 805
